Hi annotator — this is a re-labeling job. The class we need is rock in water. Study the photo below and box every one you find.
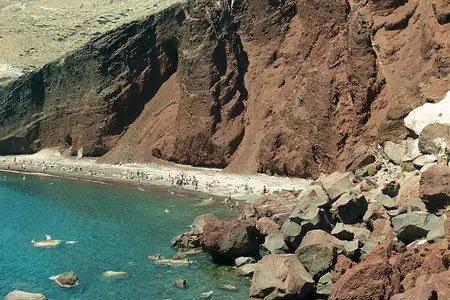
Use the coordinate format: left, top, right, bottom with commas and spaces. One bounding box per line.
102, 271, 128, 278
5, 290, 47, 300
218, 284, 237, 291
236, 263, 257, 277
51, 271, 79, 288
420, 164, 450, 211
174, 279, 187, 288
249, 254, 314, 299
234, 256, 256, 267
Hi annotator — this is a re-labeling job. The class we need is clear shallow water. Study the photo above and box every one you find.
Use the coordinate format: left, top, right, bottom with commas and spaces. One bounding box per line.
0, 172, 249, 299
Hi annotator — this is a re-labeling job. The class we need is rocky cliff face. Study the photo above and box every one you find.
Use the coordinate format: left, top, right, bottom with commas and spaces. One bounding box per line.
0, 0, 448, 178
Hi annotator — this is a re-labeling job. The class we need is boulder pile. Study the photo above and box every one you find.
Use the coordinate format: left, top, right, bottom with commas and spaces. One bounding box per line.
173, 131, 450, 299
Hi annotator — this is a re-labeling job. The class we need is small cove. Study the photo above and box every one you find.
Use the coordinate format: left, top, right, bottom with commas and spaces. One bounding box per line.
0, 171, 249, 299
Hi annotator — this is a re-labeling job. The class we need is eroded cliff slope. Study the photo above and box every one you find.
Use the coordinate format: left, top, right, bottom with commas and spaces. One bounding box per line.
0, 0, 449, 178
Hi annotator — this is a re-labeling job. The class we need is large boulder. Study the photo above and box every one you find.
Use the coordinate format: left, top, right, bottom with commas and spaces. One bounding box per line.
201, 219, 260, 263
249, 254, 314, 299
391, 212, 445, 244
396, 173, 423, 210
419, 123, 450, 156
384, 141, 407, 165
282, 202, 331, 249
5, 290, 47, 300
256, 217, 280, 235
392, 270, 450, 300
420, 164, 450, 211
295, 230, 344, 279
281, 219, 304, 250
298, 185, 330, 207
331, 193, 368, 224
259, 230, 289, 256
375, 193, 396, 209
321, 172, 354, 201
330, 241, 401, 300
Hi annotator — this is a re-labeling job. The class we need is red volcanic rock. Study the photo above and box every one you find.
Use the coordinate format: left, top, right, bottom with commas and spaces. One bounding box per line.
256, 217, 280, 235
201, 219, 260, 263
420, 164, 450, 211
332, 255, 355, 283
330, 240, 402, 300
399, 243, 450, 290
392, 270, 450, 300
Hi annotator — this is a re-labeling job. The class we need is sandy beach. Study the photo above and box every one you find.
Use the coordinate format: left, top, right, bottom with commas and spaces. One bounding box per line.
0, 149, 311, 202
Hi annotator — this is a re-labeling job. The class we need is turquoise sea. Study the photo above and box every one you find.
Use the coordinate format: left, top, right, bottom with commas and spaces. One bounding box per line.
0, 172, 250, 299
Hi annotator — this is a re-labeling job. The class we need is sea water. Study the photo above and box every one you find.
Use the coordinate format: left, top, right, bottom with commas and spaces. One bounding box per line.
0, 172, 250, 299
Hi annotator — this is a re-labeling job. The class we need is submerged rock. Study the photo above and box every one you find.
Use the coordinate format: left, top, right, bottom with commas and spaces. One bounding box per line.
102, 271, 128, 278
249, 254, 314, 299
5, 290, 47, 300
218, 284, 237, 291
174, 279, 187, 288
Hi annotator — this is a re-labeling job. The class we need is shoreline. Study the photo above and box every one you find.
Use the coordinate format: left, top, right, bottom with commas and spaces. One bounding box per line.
0, 149, 311, 202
